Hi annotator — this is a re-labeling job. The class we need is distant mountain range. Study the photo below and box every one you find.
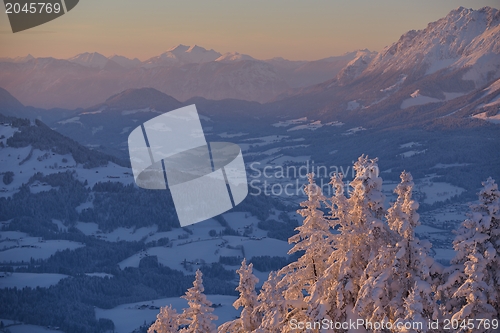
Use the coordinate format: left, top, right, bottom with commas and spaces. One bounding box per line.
0, 6, 499, 132
268, 7, 500, 126
2, 7, 498, 112
0, 43, 367, 108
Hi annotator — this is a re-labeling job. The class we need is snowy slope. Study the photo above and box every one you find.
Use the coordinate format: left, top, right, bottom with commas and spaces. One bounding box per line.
216, 52, 255, 62
0, 273, 69, 289
95, 295, 239, 333
336, 49, 377, 83
365, 7, 500, 88
0, 44, 377, 107
108, 55, 141, 68
0, 118, 132, 198
68, 52, 111, 69
142, 44, 222, 68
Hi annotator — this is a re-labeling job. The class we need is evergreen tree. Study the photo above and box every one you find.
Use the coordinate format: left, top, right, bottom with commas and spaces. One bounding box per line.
277, 173, 332, 329
397, 286, 429, 333
447, 178, 499, 331
356, 172, 436, 330
307, 172, 349, 326
253, 271, 288, 333
218, 259, 259, 333
308, 156, 387, 329
180, 270, 218, 333
148, 305, 180, 333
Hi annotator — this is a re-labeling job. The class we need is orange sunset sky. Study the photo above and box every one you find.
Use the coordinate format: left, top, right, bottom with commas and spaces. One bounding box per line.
1, 0, 499, 61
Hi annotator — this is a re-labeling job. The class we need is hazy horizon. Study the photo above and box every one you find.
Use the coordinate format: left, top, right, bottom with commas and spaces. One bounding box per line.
1, 0, 499, 61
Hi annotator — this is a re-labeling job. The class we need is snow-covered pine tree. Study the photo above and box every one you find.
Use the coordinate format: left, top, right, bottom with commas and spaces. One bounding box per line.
307, 156, 387, 330
148, 305, 180, 333
397, 286, 429, 333
253, 271, 288, 333
277, 173, 332, 329
447, 178, 499, 331
348, 155, 388, 260
307, 172, 350, 326
218, 259, 259, 333
180, 270, 218, 333
356, 171, 437, 331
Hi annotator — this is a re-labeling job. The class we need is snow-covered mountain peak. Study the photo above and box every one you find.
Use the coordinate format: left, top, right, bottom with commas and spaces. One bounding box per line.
68, 52, 110, 69
108, 55, 141, 68
166, 44, 190, 54
183, 45, 222, 63
336, 49, 377, 83
16, 54, 34, 63
0, 54, 35, 63
143, 44, 222, 67
186, 44, 206, 53
365, 6, 500, 87
215, 52, 255, 62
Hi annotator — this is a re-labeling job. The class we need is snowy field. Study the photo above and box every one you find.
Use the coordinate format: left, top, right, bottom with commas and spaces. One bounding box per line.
0, 273, 69, 289
401, 91, 463, 109
51, 219, 68, 232
218, 132, 248, 138
0, 230, 84, 263
399, 141, 421, 149
119, 212, 290, 272
347, 100, 360, 110
473, 111, 500, 124
287, 120, 343, 131
399, 149, 427, 158
431, 163, 470, 169
0, 146, 134, 199
415, 181, 465, 205
75, 213, 269, 245
342, 127, 366, 135
2, 323, 65, 333
75, 222, 157, 242
119, 235, 290, 272
272, 117, 308, 127
268, 155, 311, 165
0, 123, 134, 199
260, 145, 309, 156
85, 272, 113, 278
95, 295, 239, 333
238, 135, 290, 152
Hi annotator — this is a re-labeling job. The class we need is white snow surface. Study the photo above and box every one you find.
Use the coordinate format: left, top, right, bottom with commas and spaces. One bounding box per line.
0, 124, 135, 198
75, 223, 157, 242
5, 324, 65, 333
119, 213, 290, 272
0, 239, 84, 263
346, 100, 360, 110
473, 111, 500, 124
217, 132, 248, 138
85, 272, 113, 278
399, 142, 421, 149
68, 52, 109, 69
272, 117, 308, 127
342, 127, 366, 135
402, 91, 465, 109
142, 44, 222, 68
366, 7, 500, 87
415, 180, 466, 205
216, 52, 255, 62
0, 273, 69, 289
95, 295, 238, 333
